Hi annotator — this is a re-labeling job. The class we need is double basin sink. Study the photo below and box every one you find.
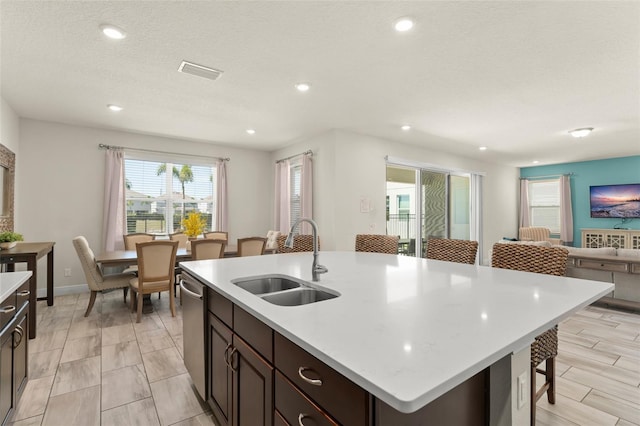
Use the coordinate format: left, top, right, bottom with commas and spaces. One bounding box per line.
231, 274, 339, 306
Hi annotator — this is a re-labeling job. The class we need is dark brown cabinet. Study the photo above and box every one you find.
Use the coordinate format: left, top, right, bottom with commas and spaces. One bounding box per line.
0, 300, 28, 426
207, 291, 273, 426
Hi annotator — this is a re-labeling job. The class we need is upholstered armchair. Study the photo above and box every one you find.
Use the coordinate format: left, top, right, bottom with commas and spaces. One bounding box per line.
519, 227, 561, 245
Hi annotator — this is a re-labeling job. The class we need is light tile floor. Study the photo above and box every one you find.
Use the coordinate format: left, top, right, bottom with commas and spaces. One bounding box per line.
6, 292, 639, 425
9, 290, 215, 426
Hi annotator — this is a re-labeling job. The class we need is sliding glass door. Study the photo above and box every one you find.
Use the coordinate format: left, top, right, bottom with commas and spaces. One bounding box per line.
387, 165, 472, 258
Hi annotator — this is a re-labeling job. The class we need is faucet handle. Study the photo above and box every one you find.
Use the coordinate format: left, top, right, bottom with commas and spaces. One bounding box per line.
315, 264, 328, 274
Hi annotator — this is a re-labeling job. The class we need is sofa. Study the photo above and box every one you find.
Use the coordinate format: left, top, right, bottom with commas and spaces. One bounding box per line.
518, 227, 561, 245
496, 240, 640, 310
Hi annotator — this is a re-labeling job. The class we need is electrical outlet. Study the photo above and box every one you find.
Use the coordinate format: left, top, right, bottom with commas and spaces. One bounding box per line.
64, 268, 71, 277
517, 372, 527, 409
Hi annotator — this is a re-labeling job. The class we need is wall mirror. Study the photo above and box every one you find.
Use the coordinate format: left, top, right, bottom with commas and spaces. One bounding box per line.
0, 144, 15, 232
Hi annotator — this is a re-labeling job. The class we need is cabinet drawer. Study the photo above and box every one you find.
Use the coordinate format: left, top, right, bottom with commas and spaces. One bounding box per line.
208, 288, 233, 328
274, 333, 367, 426
16, 282, 30, 312
234, 306, 273, 362
0, 293, 17, 332
631, 263, 640, 274
576, 259, 629, 273
275, 372, 338, 426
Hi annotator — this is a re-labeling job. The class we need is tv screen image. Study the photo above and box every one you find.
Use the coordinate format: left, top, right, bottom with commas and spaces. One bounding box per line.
590, 183, 640, 218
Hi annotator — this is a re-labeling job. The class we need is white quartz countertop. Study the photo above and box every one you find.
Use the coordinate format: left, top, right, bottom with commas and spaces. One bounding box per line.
0, 271, 32, 304
180, 252, 613, 413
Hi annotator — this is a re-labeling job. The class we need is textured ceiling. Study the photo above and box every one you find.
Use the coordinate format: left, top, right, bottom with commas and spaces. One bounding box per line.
1, 1, 638, 167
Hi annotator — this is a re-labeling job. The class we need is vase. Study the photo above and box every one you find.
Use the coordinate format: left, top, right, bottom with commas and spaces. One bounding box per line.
0, 241, 17, 249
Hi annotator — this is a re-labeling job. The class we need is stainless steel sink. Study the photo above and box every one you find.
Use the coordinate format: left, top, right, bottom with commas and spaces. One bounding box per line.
232, 274, 339, 306
232, 275, 301, 295
260, 287, 338, 306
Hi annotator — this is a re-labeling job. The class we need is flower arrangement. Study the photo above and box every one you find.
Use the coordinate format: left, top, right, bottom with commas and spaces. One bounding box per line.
182, 212, 206, 238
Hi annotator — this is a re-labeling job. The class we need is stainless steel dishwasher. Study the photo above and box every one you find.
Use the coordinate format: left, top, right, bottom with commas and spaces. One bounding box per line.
180, 272, 206, 399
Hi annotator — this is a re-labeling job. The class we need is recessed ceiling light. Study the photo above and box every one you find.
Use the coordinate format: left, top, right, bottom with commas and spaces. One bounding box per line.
294, 83, 311, 92
107, 104, 123, 112
100, 24, 126, 40
394, 17, 414, 32
246, 129, 256, 135
401, 125, 411, 131
479, 146, 488, 151
569, 127, 593, 138
532, 160, 540, 164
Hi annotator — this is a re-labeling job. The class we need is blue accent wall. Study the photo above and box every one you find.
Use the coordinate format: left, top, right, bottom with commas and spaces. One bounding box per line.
520, 156, 640, 246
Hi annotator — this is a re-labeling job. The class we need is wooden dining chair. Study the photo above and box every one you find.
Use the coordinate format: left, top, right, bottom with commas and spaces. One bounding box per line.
169, 231, 189, 249
491, 242, 569, 425
425, 238, 479, 265
129, 240, 178, 323
73, 236, 133, 317
204, 231, 228, 241
237, 237, 267, 257
191, 239, 226, 260
355, 234, 399, 254
276, 234, 315, 253
122, 232, 156, 276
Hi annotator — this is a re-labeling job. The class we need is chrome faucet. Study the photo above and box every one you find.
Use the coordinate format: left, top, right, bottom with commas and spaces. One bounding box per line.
285, 218, 328, 281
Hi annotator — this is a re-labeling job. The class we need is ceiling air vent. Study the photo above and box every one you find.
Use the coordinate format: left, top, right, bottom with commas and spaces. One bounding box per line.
178, 60, 223, 81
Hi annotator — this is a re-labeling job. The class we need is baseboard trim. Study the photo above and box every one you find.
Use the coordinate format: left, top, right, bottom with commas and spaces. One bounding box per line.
37, 284, 89, 299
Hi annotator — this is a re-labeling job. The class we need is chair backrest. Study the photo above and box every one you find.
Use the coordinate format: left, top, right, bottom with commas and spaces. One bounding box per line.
237, 237, 267, 257
191, 239, 226, 260
136, 241, 179, 289
123, 233, 155, 250
425, 238, 479, 264
169, 232, 189, 249
276, 234, 316, 253
491, 243, 569, 276
519, 227, 551, 242
204, 231, 228, 241
72, 236, 104, 288
355, 234, 399, 254
265, 230, 281, 250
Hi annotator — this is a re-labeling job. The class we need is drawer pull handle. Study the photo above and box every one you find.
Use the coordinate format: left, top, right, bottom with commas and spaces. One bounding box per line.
17, 290, 30, 297
0, 305, 16, 314
13, 324, 24, 348
298, 413, 310, 426
298, 367, 322, 386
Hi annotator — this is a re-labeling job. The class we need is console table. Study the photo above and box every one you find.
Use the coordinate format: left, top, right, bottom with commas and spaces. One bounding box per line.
0, 242, 55, 339
581, 228, 640, 250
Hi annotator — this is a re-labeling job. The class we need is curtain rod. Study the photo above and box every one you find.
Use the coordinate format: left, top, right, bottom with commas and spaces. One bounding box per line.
520, 173, 573, 180
98, 143, 230, 162
275, 150, 313, 164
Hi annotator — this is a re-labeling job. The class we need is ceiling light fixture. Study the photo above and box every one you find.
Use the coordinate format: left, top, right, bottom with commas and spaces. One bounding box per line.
401, 125, 411, 131
394, 17, 414, 32
479, 146, 487, 151
532, 160, 540, 164
100, 24, 126, 40
295, 83, 311, 92
107, 104, 123, 112
569, 127, 593, 138
246, 129, 256, 135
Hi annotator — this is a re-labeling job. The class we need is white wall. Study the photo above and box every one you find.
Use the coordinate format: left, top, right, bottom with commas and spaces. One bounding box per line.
18, 119, 272, 292
272, 130, 519, 261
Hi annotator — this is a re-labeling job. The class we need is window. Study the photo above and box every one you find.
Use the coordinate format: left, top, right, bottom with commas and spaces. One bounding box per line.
124, 157, 216, 235
289, 161, 302, 226
528, 179, 560, 233
397, 194, 410, 216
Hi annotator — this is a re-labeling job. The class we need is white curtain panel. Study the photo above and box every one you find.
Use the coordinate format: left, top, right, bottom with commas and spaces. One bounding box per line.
519, 179, 530, 229
560, 175, 574, 244
299, 154, 313, 235
216, 159, 228, 231
102, 148, 125, 251
274, 160, 291, 232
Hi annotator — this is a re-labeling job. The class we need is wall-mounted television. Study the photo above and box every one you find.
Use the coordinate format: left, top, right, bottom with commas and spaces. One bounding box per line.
590, 183, 640, 218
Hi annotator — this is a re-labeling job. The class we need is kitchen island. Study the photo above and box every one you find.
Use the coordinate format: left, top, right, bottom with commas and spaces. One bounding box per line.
180, 252, 613, 425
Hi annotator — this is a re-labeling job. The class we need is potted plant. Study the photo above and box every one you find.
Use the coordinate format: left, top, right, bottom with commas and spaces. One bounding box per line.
0, 231, 23, 249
